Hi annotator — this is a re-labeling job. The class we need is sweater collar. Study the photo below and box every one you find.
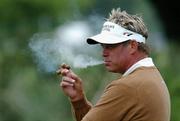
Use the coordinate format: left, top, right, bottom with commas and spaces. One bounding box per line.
122, 57, 155, 77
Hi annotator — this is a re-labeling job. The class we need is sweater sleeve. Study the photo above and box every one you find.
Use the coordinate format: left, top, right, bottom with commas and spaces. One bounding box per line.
81, 82, 138, 121
71, 97, 93, 121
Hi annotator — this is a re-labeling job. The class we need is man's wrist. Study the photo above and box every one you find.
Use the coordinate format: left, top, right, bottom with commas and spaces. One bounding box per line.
70, 97, 88, 110
70, 96, 84, 102
69, 91, 85, 102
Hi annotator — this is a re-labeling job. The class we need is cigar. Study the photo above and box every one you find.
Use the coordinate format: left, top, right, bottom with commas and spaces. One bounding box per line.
61, 63, 71, 70
56, 63, 71, 75
56, 69, 62, 75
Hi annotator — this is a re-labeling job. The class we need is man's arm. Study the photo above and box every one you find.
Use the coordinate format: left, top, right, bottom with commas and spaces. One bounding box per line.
80, 82, 138, 121
71, 97, 93, 121
57, 64, 92, 121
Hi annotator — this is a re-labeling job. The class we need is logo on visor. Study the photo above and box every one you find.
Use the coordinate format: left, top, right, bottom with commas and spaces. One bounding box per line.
123, 32, 133, 36
102, 25, 115, 32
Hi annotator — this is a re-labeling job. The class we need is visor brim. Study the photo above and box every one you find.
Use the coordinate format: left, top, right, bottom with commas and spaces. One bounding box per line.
87, 33, 129, 44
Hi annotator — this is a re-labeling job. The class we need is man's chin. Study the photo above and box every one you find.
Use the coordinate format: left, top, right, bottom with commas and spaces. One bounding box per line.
106, 67, 116, 72
105, 66, 121, 73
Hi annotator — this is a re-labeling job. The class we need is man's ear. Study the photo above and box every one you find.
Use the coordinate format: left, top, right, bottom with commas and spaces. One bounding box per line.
128, 40, 138, 54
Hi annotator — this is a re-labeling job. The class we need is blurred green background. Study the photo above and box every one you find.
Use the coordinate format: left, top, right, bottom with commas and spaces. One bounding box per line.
0, 0, 179, 121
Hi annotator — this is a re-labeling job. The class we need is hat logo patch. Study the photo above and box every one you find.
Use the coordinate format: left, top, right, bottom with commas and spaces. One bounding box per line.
102, 25, 115, 32
123, 32, 133, 36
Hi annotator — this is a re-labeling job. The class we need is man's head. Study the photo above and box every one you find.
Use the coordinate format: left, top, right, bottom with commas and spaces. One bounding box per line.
87, 8, 150, 73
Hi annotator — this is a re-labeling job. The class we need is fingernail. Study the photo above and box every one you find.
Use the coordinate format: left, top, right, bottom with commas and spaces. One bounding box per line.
72, 79, 75, 83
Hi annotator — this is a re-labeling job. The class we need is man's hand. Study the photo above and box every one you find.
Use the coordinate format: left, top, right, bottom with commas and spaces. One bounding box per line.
57, 64, 84, 102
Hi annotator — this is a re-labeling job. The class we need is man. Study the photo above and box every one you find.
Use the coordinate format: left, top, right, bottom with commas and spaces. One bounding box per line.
57, 8, 171, 121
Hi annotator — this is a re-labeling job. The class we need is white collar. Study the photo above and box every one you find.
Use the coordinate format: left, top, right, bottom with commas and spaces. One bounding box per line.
122, 57, 155, 77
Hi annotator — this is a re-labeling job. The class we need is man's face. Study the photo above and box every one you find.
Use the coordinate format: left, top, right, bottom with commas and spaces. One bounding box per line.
101, 42, 130, 73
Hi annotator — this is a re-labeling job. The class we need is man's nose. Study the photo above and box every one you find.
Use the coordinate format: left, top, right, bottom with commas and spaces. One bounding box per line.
102, 48, 109, 57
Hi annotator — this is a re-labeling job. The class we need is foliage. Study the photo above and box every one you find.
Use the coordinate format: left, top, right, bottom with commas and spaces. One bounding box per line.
0, 0, 180, 121
151, 42, 180, 121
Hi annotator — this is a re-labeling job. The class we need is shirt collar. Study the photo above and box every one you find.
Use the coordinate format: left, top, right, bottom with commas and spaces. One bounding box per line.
122, 57, 155, 77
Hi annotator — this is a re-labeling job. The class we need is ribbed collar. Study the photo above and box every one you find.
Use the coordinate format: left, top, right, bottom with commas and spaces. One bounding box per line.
123, 57, 155, 77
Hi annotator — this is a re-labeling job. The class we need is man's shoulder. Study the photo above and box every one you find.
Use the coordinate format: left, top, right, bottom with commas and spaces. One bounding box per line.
110, 67, 161, 88
123, 66, 160, 81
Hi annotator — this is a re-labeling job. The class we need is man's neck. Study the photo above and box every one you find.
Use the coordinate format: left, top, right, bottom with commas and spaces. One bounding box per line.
125, 53, 148, 73
122, 57, 154, 76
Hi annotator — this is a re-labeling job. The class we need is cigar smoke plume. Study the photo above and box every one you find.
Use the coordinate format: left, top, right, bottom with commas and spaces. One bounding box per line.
29, 20, 103, 72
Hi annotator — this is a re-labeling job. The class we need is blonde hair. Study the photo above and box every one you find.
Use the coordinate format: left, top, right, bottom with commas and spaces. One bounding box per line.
107, 8, 150, 55
107, 8, 148, 39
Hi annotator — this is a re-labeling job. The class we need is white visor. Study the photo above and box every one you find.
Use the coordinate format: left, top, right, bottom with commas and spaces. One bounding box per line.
87, 21, 146, 44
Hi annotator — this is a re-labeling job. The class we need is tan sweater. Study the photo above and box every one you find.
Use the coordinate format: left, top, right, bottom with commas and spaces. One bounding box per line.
71, 67, 171, 121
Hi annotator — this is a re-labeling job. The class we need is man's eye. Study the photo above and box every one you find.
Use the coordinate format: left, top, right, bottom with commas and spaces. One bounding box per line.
101, 44, 118, 49
106, 45, 114, 48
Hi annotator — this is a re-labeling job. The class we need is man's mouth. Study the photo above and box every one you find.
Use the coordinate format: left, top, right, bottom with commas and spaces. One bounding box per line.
104, 60, 111, 66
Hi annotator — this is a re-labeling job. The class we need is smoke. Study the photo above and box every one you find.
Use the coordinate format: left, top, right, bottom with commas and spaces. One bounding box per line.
29, 21, 103, 73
